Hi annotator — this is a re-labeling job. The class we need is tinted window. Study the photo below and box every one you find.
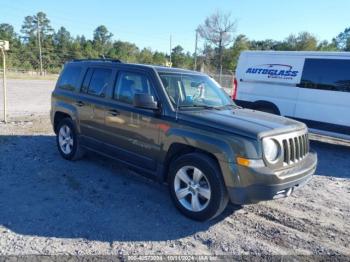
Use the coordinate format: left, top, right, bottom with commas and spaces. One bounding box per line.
85, 68, 112, 96
299, 59, 350, 92
57, 65, 82, 91
114, 71, 155, 104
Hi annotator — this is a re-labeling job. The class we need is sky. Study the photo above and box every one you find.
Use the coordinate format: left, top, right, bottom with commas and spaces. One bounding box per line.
0, 0, 349, 53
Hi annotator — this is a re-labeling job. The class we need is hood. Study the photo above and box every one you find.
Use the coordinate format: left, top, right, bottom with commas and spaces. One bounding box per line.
179, 108, 306, 139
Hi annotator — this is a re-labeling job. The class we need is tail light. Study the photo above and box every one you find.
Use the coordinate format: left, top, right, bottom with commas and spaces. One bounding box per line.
231, 76, 238, 100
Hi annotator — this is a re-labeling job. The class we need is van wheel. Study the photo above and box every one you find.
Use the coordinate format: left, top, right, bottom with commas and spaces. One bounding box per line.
56, 118, 85, 161
168, 153, 228, 221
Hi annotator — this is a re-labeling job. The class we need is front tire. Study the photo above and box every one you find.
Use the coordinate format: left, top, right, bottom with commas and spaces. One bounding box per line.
169, 153, 228, 221
56, 118, 84, 161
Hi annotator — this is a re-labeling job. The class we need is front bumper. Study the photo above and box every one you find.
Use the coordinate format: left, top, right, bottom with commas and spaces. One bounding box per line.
227, 151, 317, 204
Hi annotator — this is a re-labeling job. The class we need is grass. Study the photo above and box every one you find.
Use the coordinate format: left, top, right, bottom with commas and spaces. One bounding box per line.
4, 72, 58, 80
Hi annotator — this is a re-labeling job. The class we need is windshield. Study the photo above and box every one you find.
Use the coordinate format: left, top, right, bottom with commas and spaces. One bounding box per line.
158, 72, 234, 109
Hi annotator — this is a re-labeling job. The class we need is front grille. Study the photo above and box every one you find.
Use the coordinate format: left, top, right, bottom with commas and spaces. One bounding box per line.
282, 133, 309, 165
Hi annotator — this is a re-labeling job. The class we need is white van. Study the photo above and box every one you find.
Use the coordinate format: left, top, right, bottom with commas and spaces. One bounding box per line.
233, 51, 350, 139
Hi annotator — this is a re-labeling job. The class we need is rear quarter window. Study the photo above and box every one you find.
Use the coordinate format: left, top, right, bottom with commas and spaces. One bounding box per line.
57, 65, 82, 91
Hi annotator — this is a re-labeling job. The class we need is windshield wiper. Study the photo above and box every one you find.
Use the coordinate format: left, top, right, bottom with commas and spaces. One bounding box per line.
178, 104, 221, 110
222, 104, 242, 109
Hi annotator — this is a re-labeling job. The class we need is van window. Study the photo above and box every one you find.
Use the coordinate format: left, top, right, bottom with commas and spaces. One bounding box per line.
57, 65, 82, 91
85, 68, 112, 96
299, 59, 350, 92
114, 71, 155, 104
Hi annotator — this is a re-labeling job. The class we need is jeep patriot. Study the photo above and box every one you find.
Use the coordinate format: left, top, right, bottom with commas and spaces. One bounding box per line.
51, 59, 317, 221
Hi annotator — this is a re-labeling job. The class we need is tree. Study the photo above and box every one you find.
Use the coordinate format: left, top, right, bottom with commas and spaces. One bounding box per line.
54, 27, 73, 64
70, 37, 84, 59
21, 11, 53, 38
171, 45, 192, 69
334, 27, 350, 51
21, 12, 54, 74
250, 39, 278, 50
226, 34, 250, 70
152, 51, 166, 65
54, 27, 72, 46
83, 40, 99, 58
107, 40, 139, 62
93, 25, 113, 56
138, 48, 154, 64
198, 11, 236, 74
295, 32, 318, 50
194, 43, 217, 73
282, 32, 318, 51
317, 40, 338, 51
0, 24, 16, 40
0, 23, 22, 68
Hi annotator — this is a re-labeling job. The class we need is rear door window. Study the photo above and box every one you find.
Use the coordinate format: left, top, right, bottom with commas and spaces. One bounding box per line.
299, 59, 350, 92
81, 68, 112, 97
57, 65, 82, 91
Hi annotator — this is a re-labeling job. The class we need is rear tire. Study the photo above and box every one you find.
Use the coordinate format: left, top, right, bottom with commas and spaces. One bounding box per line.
168, 153, 228, 221
56, 118, 85, 161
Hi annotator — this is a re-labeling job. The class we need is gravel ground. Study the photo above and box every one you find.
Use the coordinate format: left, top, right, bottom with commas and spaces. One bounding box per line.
0, 79, 55, 117
0, 80, 349, 258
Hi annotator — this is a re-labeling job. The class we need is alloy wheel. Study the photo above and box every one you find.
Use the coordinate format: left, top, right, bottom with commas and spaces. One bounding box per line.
174, 166, 211, 212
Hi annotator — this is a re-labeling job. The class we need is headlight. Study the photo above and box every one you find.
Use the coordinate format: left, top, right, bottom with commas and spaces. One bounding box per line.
262, 138, 280, 163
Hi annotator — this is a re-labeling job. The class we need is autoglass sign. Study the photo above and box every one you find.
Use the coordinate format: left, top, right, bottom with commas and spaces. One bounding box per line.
243, 56, 304, 84
246, 64, 299, 80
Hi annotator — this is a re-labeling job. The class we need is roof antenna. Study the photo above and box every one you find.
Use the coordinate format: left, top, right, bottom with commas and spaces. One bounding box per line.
100, 54, 106, 60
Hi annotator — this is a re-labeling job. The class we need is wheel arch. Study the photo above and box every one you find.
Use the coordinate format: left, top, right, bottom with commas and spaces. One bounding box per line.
161, 130, 235, 186
52, 103, 79, 134
253, 100, 280, 115
53, 111, 72, 134
163, 143, 221, 181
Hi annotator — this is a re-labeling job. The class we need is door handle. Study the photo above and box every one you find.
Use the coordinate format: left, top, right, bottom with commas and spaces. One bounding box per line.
108, 109, 120, 116
75, 101, 85, 107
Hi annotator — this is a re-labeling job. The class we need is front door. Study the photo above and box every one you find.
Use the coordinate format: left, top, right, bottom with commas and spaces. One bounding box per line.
103, 69, 161, 173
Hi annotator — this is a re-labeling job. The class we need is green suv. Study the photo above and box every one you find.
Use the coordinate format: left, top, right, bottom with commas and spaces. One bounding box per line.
51, 59, 317, 221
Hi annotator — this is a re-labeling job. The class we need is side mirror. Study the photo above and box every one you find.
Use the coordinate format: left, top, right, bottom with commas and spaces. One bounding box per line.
133, 93, 158, 110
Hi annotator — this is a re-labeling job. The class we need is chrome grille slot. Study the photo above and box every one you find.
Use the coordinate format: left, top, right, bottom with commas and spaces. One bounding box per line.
294, 137, 299, 160
282, 140, 290, 164
290, 138, 295, 162
280, 131, 309, 166
305, 134, 309, 153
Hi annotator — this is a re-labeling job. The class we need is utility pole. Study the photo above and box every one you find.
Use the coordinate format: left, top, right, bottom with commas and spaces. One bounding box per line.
219, 31, 223, 85
0, 40, 9, 123
37, 18, 43, 76
194, 29, 199, 71
169, 34, 172, 66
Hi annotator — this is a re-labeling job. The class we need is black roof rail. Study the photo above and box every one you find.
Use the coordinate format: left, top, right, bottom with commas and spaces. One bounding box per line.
71, 58, 123, 63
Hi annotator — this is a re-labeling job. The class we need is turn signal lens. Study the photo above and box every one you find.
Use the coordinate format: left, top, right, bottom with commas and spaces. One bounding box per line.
236, 157, 250, 167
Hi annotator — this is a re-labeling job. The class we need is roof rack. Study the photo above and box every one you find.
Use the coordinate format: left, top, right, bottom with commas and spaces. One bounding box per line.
71, 58, 122, 63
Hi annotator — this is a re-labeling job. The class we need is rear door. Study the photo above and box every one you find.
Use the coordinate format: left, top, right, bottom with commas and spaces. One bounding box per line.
295, 58, 350, 134
78, 67, 114, 143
